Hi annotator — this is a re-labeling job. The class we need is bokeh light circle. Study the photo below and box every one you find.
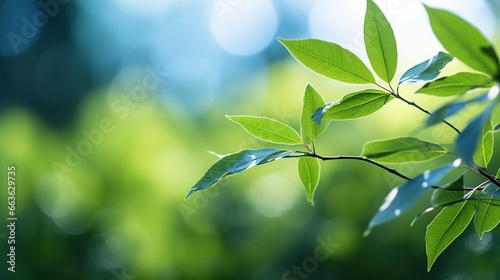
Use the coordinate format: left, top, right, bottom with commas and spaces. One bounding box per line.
210, 0, 278, 55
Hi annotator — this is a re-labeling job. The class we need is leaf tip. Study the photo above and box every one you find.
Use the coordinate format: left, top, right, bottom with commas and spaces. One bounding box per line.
362, 227, 372, 238
207, 150, 224, 158
427, 259, 435, 272
184, 189, 196, 200
477, 232, 484, 240
422, 4, 432, 11
307, 198, 315, 206
277, 37, 288, 45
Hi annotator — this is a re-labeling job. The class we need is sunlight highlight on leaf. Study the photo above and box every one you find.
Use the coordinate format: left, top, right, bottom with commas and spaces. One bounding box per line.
186, 149, 294, 199
367, 161, 460, 231
398, 52, 453, 85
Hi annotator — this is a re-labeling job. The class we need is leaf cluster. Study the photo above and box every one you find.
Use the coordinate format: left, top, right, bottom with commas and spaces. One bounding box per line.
187, 0, 500, 271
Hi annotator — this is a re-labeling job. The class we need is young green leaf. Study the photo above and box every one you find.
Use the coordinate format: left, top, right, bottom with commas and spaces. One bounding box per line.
398, 52, 453, 85
425, 6, 500, 77
298, 157, 321, 205
362, 137, 448, 163
368, 160, 461, 230
364, 0, 398, 83
474, 184, 500, 239
417, 72, 494, 97
186, 149, 294, 199
473, 121, 494, 168
455, 103, 496, 165
301, 84, 329, 145
278, 38, 376, 84
227, 115, 303, 145
322, 89, 393, 120
426, 199, 476, 271
431, 177, 465, 207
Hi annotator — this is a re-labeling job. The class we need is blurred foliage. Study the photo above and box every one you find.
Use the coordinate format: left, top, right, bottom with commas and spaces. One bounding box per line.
1, 0, 500, 279
1, 60, 500, 279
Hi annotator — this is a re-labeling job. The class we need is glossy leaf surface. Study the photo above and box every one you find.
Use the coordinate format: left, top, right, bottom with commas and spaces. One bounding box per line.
186, 149, 294, 199
399, 52, 453, 85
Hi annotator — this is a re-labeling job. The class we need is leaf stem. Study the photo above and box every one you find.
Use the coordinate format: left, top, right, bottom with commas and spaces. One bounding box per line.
375, 83, 392, 93
395, 94, 452, 129
464, 179, 491, 199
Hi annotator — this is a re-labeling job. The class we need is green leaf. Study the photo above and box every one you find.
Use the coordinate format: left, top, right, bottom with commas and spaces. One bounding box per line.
473, 120, 494, 168
364, 0, 398, 83
323, 89, 393, 120
426, 199, 476, 271
298, 157, 321, 205
301, 84, 329, 145
186, 149, 294, 199
425, 6, 500, 77
455, 103, 496, 165
361, 137, 448, 163
418, 72, 494, 97
431, 177, 465, 207
474, 184, 500, 239
279, 38, 376, 84
227, 115, 303, 145
398, 52, 453, 85
412, 177, 466, 227
367, 161, 460, 231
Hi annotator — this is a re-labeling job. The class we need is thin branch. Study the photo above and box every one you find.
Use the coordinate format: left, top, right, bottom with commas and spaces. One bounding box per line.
287, 152, 483, 191
388, 87, 500, 189
306, 153, 411, 181
371, 83, 462, 134
478, 168, 500, 188
391, 90, 462, 135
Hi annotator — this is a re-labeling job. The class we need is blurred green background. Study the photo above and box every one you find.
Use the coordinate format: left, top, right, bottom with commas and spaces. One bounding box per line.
1, 0, 500, 279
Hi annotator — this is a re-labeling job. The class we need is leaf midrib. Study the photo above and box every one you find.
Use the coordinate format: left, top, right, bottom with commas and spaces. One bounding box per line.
287, 43, 373, 84
371, 11, 393, 82
328, 94, 389, 115
238, 118, 301, 144
431, 201, 468, 256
